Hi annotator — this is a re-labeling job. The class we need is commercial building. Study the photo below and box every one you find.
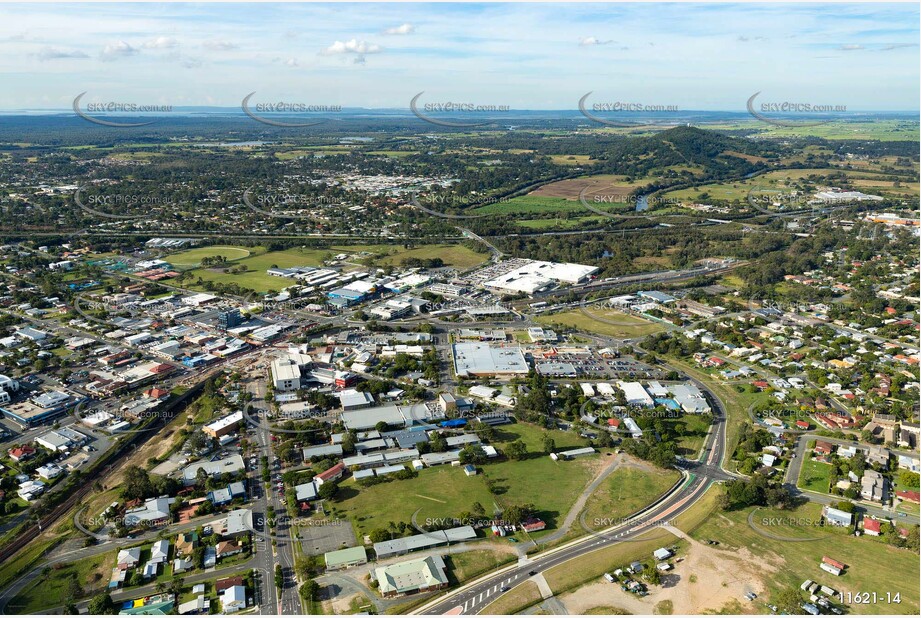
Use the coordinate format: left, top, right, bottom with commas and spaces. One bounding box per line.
452, 342, 529, 378
203, 411, 243, 438
375, 555, 450, 598
324, 546, 368, 570
617, 381, 654, 407
373, 526, 477, 559
340, 403, 443, 430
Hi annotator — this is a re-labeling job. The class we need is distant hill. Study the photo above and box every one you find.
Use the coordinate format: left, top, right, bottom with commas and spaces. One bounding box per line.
595, 126, 775, 179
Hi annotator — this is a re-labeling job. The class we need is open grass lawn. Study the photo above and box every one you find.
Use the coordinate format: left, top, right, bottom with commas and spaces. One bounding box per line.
0, 537, 63, 593
472, 195, 585, 216
798, 457, 834, 494
580, 466, 682, 532
481, 455, 597, 536
663, 166, 913, 204
334, 422, 595, 538
10, 553, 112, 613
491, 422, 590, 452
333, 465, 496, 538
371, 244, 488, 270
669, 414, 713, 458
684, 498, 920, 615
543, 530, 670, 594
166, 245, 254, 267
445, 549, 516, 584
481, 580, 543, 614
550, 154, 596, 166
182, 246, 332, 292
518, 216, 605, 230
536, 307, 667, 339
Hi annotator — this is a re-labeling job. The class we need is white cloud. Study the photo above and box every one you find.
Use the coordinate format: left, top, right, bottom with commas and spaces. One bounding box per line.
203, 40, 238, 51
36, 47, 89, 61
322, 38, 382, 56
838, 44, 865, 51
579, 36, 612, 47
99, 41, 139, 62
384, 23, 414, 35
285, 57, 299, 67
142, 36, 179, 50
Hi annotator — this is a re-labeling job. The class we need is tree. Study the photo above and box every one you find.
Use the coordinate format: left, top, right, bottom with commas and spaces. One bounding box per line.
88, 593, 117, 615
505, 440, 528, 461
317, 482, 339, 500
541, 434, 556, 455
775, 587, 804, 614
299, 580, 320, 602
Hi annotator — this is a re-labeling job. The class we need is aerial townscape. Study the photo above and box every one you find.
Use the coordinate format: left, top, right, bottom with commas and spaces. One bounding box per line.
0, 2, 918, 617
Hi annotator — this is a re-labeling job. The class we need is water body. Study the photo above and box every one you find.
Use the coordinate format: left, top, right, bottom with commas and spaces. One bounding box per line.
636, 194, 649, 211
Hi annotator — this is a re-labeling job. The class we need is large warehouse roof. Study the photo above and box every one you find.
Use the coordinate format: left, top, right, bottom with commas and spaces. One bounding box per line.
452, 342, 529, 378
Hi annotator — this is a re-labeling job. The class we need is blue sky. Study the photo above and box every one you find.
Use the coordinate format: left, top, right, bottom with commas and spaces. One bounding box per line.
0, 2, 918, 111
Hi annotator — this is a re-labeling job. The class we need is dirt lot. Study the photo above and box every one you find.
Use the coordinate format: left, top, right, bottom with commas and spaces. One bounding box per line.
557, 525, 775, 615
530, 174, 643, 201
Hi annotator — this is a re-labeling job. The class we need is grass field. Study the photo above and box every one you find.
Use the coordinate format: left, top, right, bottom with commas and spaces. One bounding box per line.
472, 195, 585, 216
518, 216, 605, 230
481, 580, 543, 614
579, 466, 682, 532
166, 245, 253, 267
543, 530, 668, 594
445, 549, 517, 584
798, 457, 834, 494
9, 552, 111, 613
536, 308, 668, 339
550, 154, 596, 166
683, 498, 921, 615
663, 166, 917, 204
669, 414, 713, 458
333, 422, 595, 538
334, 465, 497, 538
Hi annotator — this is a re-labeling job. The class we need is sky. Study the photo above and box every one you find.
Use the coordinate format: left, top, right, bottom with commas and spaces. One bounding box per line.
0, 2, 918, 112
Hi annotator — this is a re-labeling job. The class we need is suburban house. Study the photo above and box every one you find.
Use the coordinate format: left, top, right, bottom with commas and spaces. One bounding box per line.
862, 518, 882, 536
822, 505, 852, 527
860, 469, 888, 503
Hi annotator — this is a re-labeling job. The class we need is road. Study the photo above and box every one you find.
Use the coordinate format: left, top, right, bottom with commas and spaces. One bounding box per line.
411, 378, 734, 615
245, 374, 303, 615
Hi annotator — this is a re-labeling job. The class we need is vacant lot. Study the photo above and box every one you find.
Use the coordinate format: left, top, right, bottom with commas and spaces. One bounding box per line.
10, 553, 112, 613
679, 492, 920, 615
537, 307, 667, 339
166, 245, 252, 266
334, 465, 496, 538
334, 422, 599, 539
798, 457, 834, 494
580, 465, 682, 533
